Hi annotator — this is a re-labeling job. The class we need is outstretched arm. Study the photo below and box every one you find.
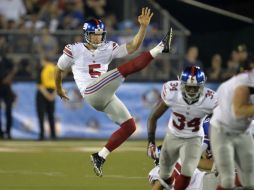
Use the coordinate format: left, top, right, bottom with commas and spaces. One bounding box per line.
148, 99, 168, 141
126, 7, 154, 54
54, 53, 74, 100
147, 99, 168, 158
55, 66, 69, 100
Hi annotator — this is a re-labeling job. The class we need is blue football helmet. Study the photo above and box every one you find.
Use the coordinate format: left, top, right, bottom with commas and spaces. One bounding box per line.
180, 66, 206, 104
83, 19, 106, 47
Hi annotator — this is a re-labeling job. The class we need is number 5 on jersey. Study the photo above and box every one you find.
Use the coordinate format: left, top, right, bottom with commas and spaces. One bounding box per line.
89, 64, 101, 78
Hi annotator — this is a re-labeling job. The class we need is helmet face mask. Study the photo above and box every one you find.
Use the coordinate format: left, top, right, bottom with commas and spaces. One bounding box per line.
83, 19, 107, 48
180, 66, 206, 104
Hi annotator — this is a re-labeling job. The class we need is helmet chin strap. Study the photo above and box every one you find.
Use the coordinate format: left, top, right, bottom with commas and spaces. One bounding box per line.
182, 93, 200, 105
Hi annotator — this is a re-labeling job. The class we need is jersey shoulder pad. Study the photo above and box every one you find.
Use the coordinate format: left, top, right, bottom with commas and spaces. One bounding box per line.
63, 44, 73, 58
161, 80, 180, 102
204, 88, 216, 100
105, 41, 119, 50
203, 87, 218, 108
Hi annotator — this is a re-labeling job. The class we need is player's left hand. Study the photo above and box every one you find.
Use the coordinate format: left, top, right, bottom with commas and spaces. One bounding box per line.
147, 141, 156, 159
138, 7, 154, 27
56, 88, 69, 101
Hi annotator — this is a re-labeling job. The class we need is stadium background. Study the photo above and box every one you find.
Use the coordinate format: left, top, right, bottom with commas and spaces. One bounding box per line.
1, 0, 253, 139
0, 0, 254, 190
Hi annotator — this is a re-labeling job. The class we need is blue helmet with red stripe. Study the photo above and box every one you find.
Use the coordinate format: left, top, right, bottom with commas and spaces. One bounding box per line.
180, 66, 206, 104
83, 19, 107, 47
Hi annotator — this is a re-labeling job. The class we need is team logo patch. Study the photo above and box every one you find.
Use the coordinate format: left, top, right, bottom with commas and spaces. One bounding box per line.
83, 23, 88, 30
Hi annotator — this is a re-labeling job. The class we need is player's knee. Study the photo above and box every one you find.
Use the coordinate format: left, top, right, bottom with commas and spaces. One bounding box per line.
121, 118, 136, 135
181, 164, 196, 177
220, 176, 235, 189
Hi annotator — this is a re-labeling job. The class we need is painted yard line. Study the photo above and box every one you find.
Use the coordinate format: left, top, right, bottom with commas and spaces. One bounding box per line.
84, 175, 147, 179
73, 147, 146, 152
0, 169, 146, 180
0, 146, 146, 153
0, 147, 40, 152
0, 169, 65, 177
0, 141, 146, 147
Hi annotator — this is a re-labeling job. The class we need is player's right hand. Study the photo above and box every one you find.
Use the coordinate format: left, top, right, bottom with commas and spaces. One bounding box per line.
147, 142, 156, 159
56, 88, 69, 100
138, 7, 154, 27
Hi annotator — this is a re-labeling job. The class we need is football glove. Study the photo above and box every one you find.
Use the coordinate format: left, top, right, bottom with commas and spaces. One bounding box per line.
147, 142, 156, 159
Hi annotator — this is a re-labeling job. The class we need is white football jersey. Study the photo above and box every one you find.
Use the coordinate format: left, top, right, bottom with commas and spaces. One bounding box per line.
211, 70, 254, 132
250, 120, 254, 135
148, 162, 205, 190
57, 41, 128, 96
161, 81, 217, 138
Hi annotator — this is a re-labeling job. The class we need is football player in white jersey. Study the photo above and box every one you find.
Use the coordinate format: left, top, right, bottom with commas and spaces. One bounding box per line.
148, 142, 219, 190
55, 8, 173, 177
147, 66, 217, 190
148, 122, 242, 190
148, 121, 242, 190
210, 69, 254, 190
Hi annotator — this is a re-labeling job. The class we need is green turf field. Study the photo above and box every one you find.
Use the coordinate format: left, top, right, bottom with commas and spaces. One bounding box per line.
0, 140, 159, 190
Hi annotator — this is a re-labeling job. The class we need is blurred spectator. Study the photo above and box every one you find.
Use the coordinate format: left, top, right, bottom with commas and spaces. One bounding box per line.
207, 54, 223, 82
0, 35, 8, 54
0, 0, 26, 22
58, 0, 84, 30
0, 14, 6, 29
117, 20, 139, 45
142, 24, 161, 49
34, 27, 58, 58
118, 19, 138, 33
24, 0, 43, 14
25, 12, 45, 31
0, 51, 17, 139
73, 34, 83, 43
103, 14, 117, 33
235, 44, 254, 73
36, 56, 57, 140
222, 50, 239, 80
6, 20, 16, 30
39, 1, 62, 32
182, 46, 203, 70
139, 58, 172, 81
58, 15, 74, 30
15, 58, 33, 79
5, 18, 32, 54
84, 0, 107, 18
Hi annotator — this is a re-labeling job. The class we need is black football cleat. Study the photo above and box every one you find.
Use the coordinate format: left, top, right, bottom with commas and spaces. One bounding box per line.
162, 28, 173, 53
90, 152, 105, 177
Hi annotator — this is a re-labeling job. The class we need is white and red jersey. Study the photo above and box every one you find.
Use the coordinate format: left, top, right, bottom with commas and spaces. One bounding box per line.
57, 41, 128, 96
161, 81, 217, 138
211, 70, 254, 132
148, 162, 206, 190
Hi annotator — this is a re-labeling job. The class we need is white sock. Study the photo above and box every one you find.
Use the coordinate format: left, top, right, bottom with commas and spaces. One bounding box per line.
149, 42, 164, 58
98, 147, 110, 159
